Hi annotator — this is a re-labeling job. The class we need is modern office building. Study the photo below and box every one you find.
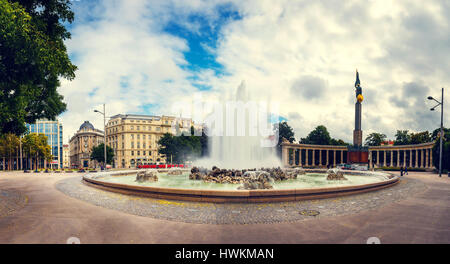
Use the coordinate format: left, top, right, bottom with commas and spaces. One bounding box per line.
25, 119, 63, 169
69, 121, 104, 168
105, 114, 194, 168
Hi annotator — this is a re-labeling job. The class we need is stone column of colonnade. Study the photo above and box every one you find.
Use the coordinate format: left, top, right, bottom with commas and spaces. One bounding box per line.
312, 149, 315, 166
376, 151, 379, 168
333, 150, 336, 167
421, 149, 425, 168
319, 150, 322, 166
409, 149, 412, 168
282, 146, 289, 166
397, 150, 400, 167
415, 149, 418, 168
390, 151, 393, 167
430, 149, 433, 168
305, 149, 309, 166
299, 148, 302, 166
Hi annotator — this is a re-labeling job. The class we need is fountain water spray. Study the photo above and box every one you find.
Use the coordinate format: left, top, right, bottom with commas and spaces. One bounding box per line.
195, 81, 282, 169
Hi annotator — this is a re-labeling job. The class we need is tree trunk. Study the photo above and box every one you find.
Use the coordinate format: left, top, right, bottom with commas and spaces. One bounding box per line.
9, 150, 12, 170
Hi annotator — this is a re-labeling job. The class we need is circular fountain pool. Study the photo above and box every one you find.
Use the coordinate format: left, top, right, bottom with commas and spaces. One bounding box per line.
83, 169, 399, 203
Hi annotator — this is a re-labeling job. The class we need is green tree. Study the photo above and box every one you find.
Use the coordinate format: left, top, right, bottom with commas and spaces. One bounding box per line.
300, 125, 331, 145
157, 131, 203, 164
330, 138, 349, 146
432, 128, 450, 172
364, 132, 386, 146
431, 127, 450, 141
90, 143, 115, 166
410, 131, 431, 144
0, 0, 76, 134
273, 121, 295, 157
274, 121, 295, 143
22, 133, 38, 170
394, 130, 410, 145
0, 133, 19, 170
199, 127, 209, 157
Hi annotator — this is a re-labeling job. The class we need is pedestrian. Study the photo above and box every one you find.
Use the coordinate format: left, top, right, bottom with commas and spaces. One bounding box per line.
404, 166, 408, 175
400, 166, 403, 177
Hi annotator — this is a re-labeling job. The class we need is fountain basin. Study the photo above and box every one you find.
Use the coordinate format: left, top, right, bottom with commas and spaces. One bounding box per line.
82, 169, 399, 203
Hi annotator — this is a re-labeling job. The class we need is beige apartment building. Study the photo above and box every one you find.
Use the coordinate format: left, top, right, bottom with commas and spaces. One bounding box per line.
62, 144, 69, 168
69, 121, 104, 168
105, 114, 193, 168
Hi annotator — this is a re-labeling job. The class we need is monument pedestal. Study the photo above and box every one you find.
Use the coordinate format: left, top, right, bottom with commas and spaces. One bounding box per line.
347, 145, 369, 164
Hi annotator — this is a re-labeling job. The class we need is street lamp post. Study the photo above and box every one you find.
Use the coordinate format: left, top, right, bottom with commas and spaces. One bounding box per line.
94, 104, 107, 170
428, 88, 445, 177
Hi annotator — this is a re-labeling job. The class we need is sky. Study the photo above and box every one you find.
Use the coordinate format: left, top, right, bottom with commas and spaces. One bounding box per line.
59, 0, 450, 144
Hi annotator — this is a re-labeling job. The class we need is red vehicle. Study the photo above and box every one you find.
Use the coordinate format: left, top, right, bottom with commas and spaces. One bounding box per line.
137, 164, 187, 169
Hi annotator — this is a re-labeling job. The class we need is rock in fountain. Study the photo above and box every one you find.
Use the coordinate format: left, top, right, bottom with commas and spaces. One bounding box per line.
136, 170, 158, 183
238, 171, 274, 190
167, 168, 183, 176
188, 166, 306, 189
285, 167, 306, 178
326, 168, 347, 181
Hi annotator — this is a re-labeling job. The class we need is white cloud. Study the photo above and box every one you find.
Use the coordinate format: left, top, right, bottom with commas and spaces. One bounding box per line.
59, 0, 450, 144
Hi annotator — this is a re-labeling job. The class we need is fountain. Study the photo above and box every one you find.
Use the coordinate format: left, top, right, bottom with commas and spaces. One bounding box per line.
195, 81, 281, 169
82, 82, 400, 202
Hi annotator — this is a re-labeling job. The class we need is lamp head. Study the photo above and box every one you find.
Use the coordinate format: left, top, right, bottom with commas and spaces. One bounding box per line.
430, 108, 435, 111
427, 96, 434, 100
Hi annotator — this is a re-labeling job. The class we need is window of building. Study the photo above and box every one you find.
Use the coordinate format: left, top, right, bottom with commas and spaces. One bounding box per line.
143, 151, 146, 155
137, 134, 140, 139
131, 126, 134, 130
137, 126, 140, 130
131, 134, 134, 139
137, 151, 140, 156
131, 142, 134, 148
131, 151, 134, 156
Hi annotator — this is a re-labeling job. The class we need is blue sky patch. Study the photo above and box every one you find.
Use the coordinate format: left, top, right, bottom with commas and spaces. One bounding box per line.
163, 3, 242, 77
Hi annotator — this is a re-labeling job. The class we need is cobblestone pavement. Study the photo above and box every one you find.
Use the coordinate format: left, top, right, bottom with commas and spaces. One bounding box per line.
0, 190, 28, 219
56, 176, 427, 225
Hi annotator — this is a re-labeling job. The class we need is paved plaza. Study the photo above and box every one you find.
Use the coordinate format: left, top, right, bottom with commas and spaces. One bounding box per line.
0, 171, 449, 243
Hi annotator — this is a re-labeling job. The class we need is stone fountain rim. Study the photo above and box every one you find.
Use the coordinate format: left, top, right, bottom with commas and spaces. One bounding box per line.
82, 169, 399, 203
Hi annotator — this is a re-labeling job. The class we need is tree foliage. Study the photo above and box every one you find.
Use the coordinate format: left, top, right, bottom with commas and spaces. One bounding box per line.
394, 130, 431, 145
273, 121, 295, 157
90, 143, 115, 165
0, 0, 76, 134
300, 125, 348, 146
364, 132, 386, 146
432, 128, 450, 172
157, 127, 206, 164
394, 130, 410, 145
274, 121, 295, 144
